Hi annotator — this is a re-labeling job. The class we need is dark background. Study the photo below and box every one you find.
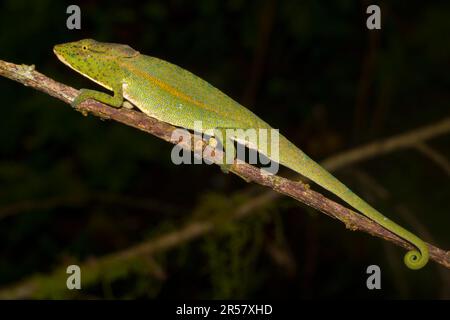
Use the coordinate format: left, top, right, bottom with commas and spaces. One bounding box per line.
0, 0, 449, 299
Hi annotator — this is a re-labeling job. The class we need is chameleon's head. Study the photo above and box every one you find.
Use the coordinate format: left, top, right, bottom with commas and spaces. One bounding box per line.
54, 39, 140, 88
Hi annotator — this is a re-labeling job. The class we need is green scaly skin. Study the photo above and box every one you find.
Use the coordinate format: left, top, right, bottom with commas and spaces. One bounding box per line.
54, 39, 429, 269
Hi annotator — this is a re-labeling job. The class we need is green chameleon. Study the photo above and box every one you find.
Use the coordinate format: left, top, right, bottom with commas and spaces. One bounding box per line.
54, 39, 429, 270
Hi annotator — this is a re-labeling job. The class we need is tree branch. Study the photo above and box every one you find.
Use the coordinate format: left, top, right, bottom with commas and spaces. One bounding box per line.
0, 59, 449, 298
321, 120, 450, 171
414, 142, 450, 177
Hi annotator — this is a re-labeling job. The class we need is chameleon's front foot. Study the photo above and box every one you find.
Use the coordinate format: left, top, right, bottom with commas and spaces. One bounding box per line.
71, 89, 90, 108
71, 88, 124, 109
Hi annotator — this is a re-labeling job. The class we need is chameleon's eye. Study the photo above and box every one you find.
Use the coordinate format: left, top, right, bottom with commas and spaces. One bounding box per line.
82, 45, 88, 50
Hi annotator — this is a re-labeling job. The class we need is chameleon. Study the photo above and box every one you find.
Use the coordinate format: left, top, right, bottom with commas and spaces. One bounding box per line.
53, 39, 429, 269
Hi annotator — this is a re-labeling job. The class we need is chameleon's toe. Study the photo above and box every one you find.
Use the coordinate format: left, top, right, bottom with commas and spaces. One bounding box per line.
219, 163, 232, 174
71, 90, 87, 108
70, 98, 81, 108
208, 137, 218, 149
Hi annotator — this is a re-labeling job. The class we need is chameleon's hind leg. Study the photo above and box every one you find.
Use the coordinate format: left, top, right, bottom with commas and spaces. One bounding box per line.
211, 128, 252, 183
212, 128, 236, 174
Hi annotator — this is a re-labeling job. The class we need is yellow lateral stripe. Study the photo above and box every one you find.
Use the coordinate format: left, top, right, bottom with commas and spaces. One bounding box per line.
120, 59, 258, 126
120, 60, 212, 110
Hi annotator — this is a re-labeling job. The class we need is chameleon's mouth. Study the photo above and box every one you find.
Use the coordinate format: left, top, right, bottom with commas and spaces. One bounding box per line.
53, 46, 70, 67
53, 44, 62, 55
53, 46, 81, 75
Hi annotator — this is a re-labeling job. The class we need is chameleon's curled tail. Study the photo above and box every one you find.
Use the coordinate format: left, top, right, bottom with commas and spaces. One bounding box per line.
280, 139, 429, 269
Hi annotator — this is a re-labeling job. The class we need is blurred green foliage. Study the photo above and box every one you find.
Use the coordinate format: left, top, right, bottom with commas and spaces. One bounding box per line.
0, 0, 449, 299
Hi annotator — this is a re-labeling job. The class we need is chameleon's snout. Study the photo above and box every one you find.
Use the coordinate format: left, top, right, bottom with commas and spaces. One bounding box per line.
53, 43, 77, 70
53, 42, 77, 56
53, 44, 64, 58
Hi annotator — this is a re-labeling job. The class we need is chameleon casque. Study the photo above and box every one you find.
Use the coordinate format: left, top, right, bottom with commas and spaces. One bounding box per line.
54, 39, 429, 269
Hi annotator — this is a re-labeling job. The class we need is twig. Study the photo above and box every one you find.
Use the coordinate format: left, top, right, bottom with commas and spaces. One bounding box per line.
321, 118, 450, 172
0, 191, 278, 299
415, 142, 450, 177
0, 59, 449, 298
